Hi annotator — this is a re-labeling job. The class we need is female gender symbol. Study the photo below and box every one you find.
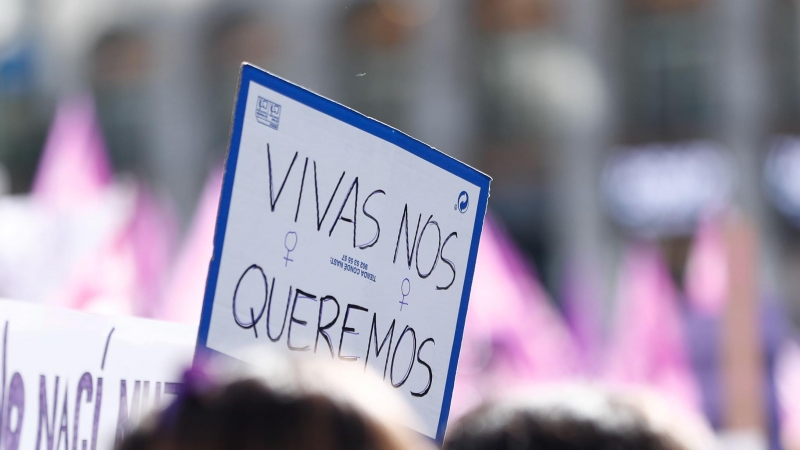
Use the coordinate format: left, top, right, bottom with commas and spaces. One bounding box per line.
399, 278, 411, 311
284, 231, 298, 267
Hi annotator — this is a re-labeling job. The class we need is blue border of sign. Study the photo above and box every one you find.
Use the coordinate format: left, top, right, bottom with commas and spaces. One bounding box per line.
195, 63, 490, 444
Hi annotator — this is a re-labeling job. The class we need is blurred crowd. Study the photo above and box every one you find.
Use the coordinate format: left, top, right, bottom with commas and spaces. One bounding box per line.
117, 349, 715, 450
4, 0, 800, 449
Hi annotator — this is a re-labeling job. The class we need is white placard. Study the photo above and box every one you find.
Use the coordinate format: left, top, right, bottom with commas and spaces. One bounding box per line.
197, 65, 490, 441
0, 299, 195, 450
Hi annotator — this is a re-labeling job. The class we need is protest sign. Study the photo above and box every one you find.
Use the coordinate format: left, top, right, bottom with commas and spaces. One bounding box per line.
0, 299, 196, 450
196, 64, 490, 441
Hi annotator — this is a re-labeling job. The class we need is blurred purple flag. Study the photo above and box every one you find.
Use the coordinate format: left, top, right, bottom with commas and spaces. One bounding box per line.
32, 96, 112, 208
776, 339, 800, 449
161, 167, 222, 324
604, 244, 701, 412
684, 216, 727, 316
126, 186, 177, 317
30, 95, 178, 317
452, 216, 582, 417
54, 184, 176, 317
562, 264, 604, 373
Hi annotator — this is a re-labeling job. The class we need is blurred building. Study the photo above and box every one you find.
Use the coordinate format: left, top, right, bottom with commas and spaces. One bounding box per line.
5, 0, 800, 324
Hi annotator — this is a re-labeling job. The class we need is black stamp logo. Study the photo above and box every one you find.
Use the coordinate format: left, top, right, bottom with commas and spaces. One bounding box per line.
256, 96, 281, 130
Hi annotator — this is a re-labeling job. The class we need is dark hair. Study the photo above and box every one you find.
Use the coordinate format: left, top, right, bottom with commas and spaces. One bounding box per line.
444, 403, 682, 450
117, 377, 403, 450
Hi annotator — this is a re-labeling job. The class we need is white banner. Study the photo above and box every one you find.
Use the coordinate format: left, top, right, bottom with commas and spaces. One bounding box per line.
0, 299, 195, 450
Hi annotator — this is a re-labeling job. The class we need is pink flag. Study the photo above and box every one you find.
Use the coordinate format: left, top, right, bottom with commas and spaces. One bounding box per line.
776, 339, 800, 449
604, 244, 701, 411
562, 264, 604, 374
53, 184, 176, 318
160, 167, 223, 324
126, 185, 177, 317
452, 217, 582, 417
32, 96, 112, 209
684, 216, 728, 316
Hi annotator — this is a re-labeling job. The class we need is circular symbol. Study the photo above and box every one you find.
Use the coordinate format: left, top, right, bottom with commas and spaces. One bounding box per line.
284, 232, 298, 252
456, 191, 469, 214
284, 231, 298, 267
399, 278, 411, 311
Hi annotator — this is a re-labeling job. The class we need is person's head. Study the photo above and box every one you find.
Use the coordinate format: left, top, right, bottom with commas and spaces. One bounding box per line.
444, 384, 715, 450
445, 405, 677, 450
117, 350, 431, 450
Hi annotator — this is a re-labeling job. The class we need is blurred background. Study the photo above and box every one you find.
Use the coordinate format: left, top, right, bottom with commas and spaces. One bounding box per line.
3, 0, 800, 448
